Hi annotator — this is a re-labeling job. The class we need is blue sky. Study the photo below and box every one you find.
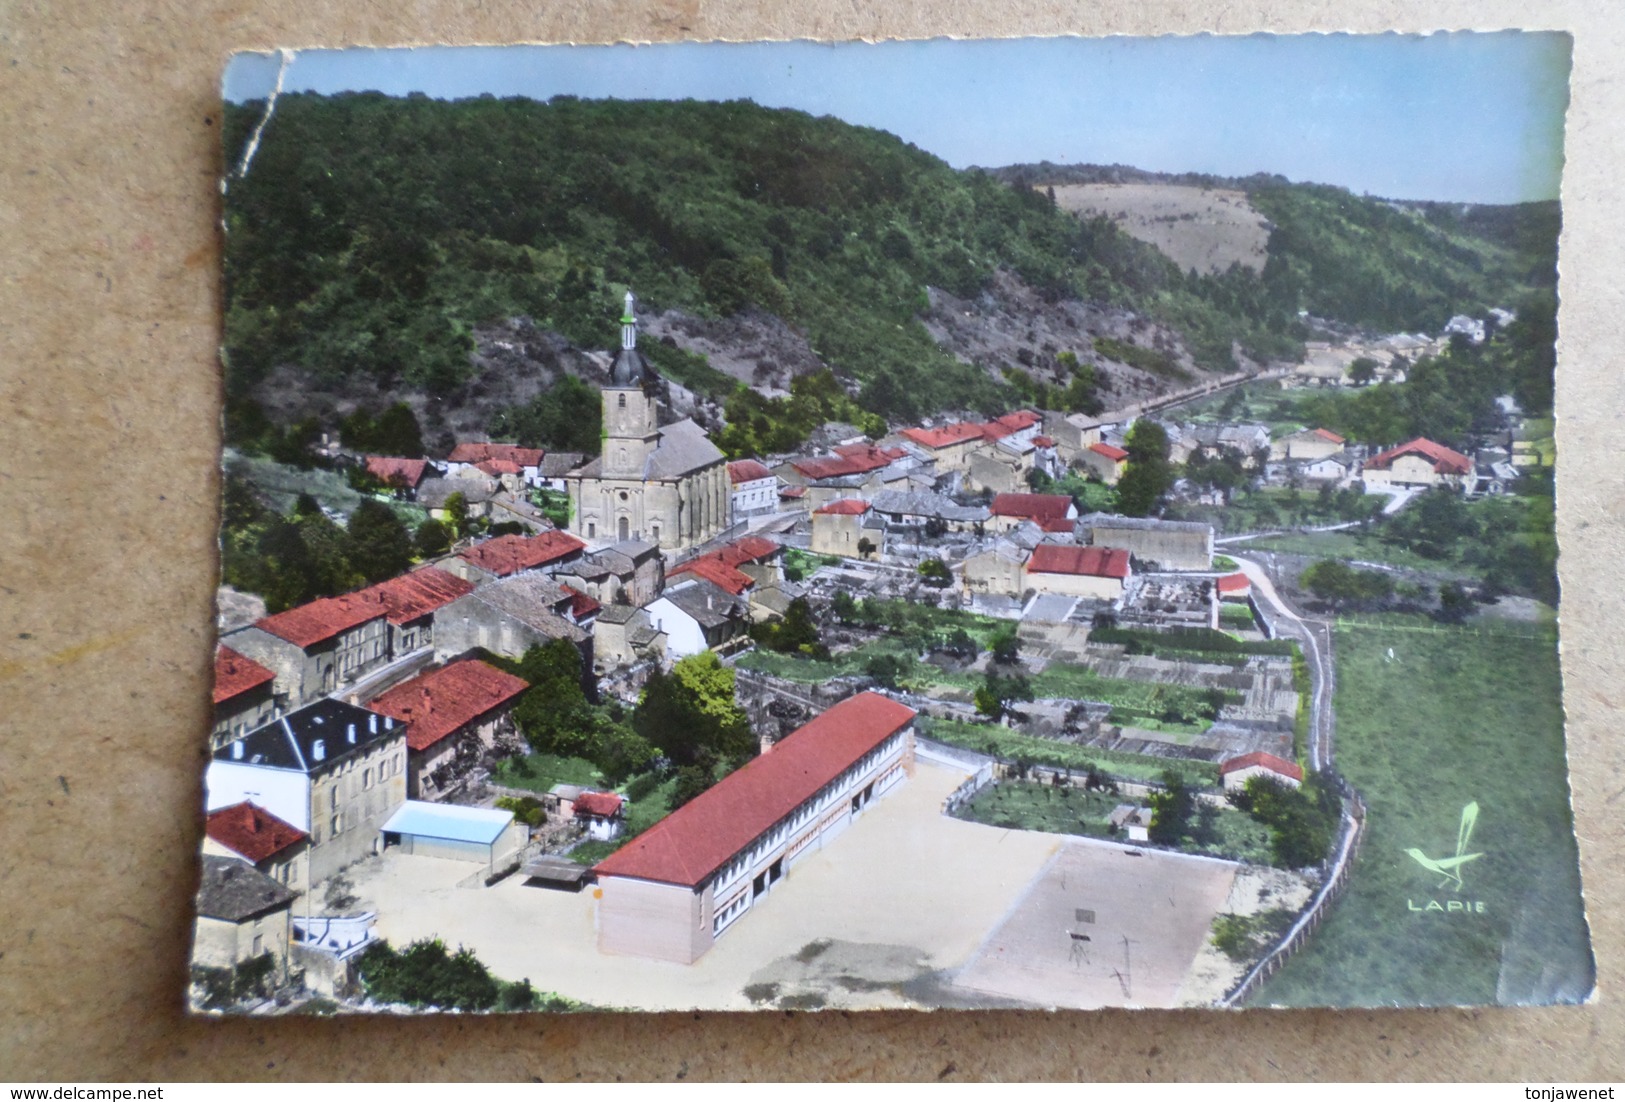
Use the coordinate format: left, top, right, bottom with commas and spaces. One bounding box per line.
225, 34, 1571, 204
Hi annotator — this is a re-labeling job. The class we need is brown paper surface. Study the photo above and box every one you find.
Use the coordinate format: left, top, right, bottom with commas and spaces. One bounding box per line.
2, 0, 1621, 1082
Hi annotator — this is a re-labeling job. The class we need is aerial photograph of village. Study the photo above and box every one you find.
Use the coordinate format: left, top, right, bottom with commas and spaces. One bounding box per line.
192, 33, 1592, 1013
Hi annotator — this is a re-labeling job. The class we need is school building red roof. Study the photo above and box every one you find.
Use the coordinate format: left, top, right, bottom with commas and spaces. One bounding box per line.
254, 567, 475, 648
669, 536, 781, 596
206, 802, 308, 864
369, 658, 530, 753
1220, 751, 1304, 783
363, 457, 430, 488
1089, 442, 1129, 462
593, 692, 917, 887
457, 530, 587, 577
447, 443, 544, 468
1027, 545, 1131, 580
727, 459, 775, 485
213, 646, 276, 705
814, 499, 871, 516
1365, 437, 1471, 475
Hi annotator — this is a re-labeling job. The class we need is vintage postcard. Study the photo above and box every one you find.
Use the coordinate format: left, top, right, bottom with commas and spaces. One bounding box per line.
194, 33, 1591, 1013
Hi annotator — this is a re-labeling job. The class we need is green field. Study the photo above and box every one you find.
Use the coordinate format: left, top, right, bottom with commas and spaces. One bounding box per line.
919, 717, 1219, 789
1255, 616, 1592, 1006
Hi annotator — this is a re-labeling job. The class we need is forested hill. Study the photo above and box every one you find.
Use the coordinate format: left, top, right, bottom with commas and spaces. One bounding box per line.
220, 92, 1308, 443
990, 162, 1559, 335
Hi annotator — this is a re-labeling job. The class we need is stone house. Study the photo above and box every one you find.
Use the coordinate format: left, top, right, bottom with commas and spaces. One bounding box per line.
644, 578, 750, 658
362, 457, 434, 499
961, 542, 1029, 601
1078, 442, 1129, 485
592, 603, 668, 670
444, 530, 588, 585
727, 459, 779, 518
1360, 437, 1473, 491
192, 855, 296, 978
1024, 544, 1131, 601
433, 571, 592, 667
1220, 751, 1304, 791
212, 646, 281, 752
1272, 427, 1348, 461
988, 492, 1078, 535
368, 658, 530, 800
203, 801, 311, 898
811, 499, 879, 559
574, 791, 626, 841
1079, 513, 1214, 572
446, 443, 545, 489
206, 698, 408, 884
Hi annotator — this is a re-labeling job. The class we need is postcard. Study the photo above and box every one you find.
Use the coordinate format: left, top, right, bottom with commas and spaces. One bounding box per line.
193, 33, 1591, 1013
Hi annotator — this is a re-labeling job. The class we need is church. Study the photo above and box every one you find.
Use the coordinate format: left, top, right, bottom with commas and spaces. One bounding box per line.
564, 293, 731, 553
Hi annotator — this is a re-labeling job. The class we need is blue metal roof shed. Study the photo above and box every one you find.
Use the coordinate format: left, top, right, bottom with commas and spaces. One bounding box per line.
380, 801, 525, 870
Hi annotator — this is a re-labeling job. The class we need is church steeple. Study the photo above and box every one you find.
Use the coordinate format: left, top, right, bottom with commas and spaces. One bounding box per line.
621, 290, 637, 351
609, 290, 657, 390
602, 289, 661, 478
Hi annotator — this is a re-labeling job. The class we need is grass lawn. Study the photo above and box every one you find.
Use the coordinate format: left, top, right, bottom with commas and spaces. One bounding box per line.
920, 717, 1219, 789
957, 780, 1272, 864
489, 752, 603, 793
1255, 616, 1592, 1007
1242, 529, 1468, 574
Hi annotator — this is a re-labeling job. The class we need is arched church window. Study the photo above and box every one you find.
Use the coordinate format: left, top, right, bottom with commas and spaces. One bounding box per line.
618, 516, 630, 541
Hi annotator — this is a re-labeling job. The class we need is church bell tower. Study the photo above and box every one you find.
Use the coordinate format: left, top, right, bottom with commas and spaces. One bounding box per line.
601, 291, 661, 478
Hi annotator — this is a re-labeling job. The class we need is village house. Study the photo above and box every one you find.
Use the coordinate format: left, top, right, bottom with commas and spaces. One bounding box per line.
432, 571, 592, 668
192, 855, 296, 981
1078, 441, 1129, 485
961, 540, 1031, 602
1041, 410, 1108, 463
212, 646, 281, 752
203, 801, 311, 896
669, 536, 782, 597
1220, 751, 1304, 791
1272, 427, 1348, 462
551, 538, 664, 607
574, 791, 626, 841
898, 420, 988, 474
869, 489, 989, 535
446, 443, 546, 489
644, 578, 751, 658
368, 658, 530, 800
221, 566, 476, 710
1080, 513, 1214, 572
1294, 451, 1358, 485
1215, 572, 1253, 603
593, 691, 917, 964
774, 444, 922, 513
564, 294, 731, 552
417, 476, 496, 525
988, 492, 1078, 534
205, 698, 408, 884
443, 530, 588, 585
535, 451, 588, 492
1360, 437, 1473, 491
811, 499, 880, 559
362, 457, 434, 499
1192, 422, 1272, 467
727, 459, 779, 518
591, 603, 668, 670
1024, 544, 1132, 601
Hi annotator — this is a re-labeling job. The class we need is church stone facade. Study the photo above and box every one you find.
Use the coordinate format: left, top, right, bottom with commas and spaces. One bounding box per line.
565, 294, 731, 554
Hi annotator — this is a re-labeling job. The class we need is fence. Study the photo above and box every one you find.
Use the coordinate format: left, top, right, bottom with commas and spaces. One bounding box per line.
1218, 783, 1367, 1008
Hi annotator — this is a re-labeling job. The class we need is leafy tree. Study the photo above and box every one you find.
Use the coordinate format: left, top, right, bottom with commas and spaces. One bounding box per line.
1348, 356, 1379, 386
917, 558, 952, 587
669, 763, 717, 811
989, 626, 1020, 665
1235, 774, 1337, 868
354, 938, 515, 1011
443, 491, 472, 538
975, 670, 1033, 721
863, 653, 910, 690
1148, 770, 1195, 845
345, 499, 414, 584
414, 518, 452, 558
633, 653, 753, 767
490, 375, 602, 453
831, 589, 858, 624
752, 596, 826, 656
1115, 420, 1173, 517
1298, 558, 1394, 608
1436, 581, 1474, 624
511, 639, 595, 758
856, 537, 878, 559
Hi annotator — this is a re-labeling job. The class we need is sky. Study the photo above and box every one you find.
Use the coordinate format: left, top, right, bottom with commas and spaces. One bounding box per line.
224, 34, 1572, 205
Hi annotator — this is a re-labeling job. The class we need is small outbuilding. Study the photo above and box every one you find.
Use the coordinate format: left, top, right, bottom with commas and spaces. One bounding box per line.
1220, 751, 1305, 791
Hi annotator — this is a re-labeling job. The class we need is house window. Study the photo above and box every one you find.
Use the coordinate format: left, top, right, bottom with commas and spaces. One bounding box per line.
364, 768, 372, 789
252, 934, 263, 956
651, 524, 660, 543
331, 814, 342, 836
588, 522, 596, 538
331, 786, 340, 810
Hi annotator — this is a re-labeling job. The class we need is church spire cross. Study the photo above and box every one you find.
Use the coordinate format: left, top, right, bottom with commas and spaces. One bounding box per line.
621, 291, 637, 351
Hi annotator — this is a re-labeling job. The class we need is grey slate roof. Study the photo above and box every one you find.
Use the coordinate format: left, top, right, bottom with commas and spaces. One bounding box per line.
196, 855, 296, 923
1079, 512, 1214, 536
645, 418, 725, 480
654, 579, 745, 629
417, 477, 495, 509
869, 489, 989, 523
456, 572, 588, 644
595, 603, 640, 625
216, 698, 400, 773
537, 452, 587, 477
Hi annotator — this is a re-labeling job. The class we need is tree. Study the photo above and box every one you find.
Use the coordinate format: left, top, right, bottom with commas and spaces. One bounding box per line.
917, 558, 952, 588
633, 653, 754, 767
989, 626, 1020, 665
345, 499, 414, 584
1115, 420, 1173, 517
1436, 581, 1474, 624
975, 670, 1033, 722
1348, 356, 1379, 385
1148, 770, 1194, 845
414, 518, 452, 558
354, 938, 502, 1011
856, 537, 877, 559
669, 763, 717, 811
443, 492, 471, 539
511, 639, 595, 758
864, 653, 909, 690
753, 596, 824, 656
831, 589, 858, 624
1299, 558, 1394, 608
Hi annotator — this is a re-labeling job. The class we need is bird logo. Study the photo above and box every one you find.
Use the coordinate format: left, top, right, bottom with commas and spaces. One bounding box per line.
1405, 801, 1482, 893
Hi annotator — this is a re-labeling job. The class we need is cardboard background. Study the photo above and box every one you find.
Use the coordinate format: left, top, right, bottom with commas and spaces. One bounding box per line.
2, 0, 1621, 1082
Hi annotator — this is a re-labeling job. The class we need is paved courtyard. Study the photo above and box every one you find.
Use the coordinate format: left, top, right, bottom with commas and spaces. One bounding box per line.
344, 760, 1239, 1010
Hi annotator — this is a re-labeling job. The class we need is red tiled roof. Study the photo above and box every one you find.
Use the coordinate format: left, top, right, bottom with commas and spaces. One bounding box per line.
594, 692, 916, 887
214, 646, 275, 705
574, 791, 624, 818
254, 567, 474, 648
833, 443, 905, 461
1038, 518, 1077, 534
561, 585, 601, 621
779, 485, 807, 499
448, 443, 544, 467
1311, 428, 1346, 444
993, 409, 1042, 431
364, 456, 429, 488
1032, 435, 1055, 448
1220, 751, 1305, 783
475, 458, 523, 477
1365, 437, 1471, 476
669, 536, 781, 596
1089, 442, 1129, 462
1027, 545, 1131, 580
902, 422, 985, 450
990, 493, 1075, 522
727, 459, 775, 485
206, 802, 308, 864
369, 659, 530, 753
458, 531, 587, 577
1215, 572, 1251, 594
815, 499, 870, 516
789, 444, 902, 482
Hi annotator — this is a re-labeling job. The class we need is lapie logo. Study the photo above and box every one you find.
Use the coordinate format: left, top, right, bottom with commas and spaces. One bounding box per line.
1405, 801, 1487, 914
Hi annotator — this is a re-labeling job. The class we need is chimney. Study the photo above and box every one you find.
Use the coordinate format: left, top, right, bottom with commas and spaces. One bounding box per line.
312, 739, 326, 762
231, 740, 244, 760
347, 723, 357, 744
